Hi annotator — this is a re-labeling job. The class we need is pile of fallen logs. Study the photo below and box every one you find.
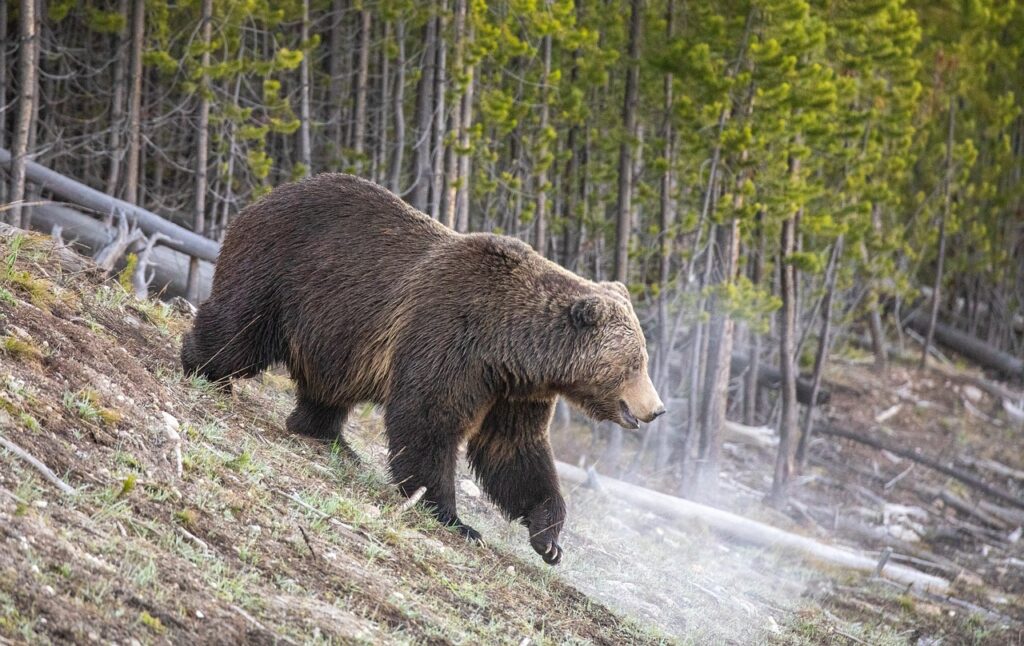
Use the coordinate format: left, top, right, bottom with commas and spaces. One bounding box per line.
0, 147, 217, 301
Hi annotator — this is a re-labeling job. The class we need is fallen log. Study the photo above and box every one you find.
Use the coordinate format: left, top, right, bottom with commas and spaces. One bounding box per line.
730, 352, 830, 405
817, 425, 1024, 512
722, 420, 777, 447
555, 461, 949, 593
32, 203, 213, 301
904, 309, 1024, 381
0, 147, 220, 262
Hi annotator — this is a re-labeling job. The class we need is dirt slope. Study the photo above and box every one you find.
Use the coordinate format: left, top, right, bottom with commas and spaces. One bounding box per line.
0, 229, 668, 645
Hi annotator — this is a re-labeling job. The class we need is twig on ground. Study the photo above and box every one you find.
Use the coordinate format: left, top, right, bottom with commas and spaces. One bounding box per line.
0, 434, 75, 494
396, 486, 427, 513
229, 604, 296, 644
884, 464, 914, 491
177, 526, 209, 553
298, 526, 319, 560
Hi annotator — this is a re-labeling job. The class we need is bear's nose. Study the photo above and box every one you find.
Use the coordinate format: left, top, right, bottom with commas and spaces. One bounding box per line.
651, 406, 666, 420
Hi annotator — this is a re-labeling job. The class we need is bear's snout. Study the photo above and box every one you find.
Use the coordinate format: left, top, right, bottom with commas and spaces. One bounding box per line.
617, 370, 665, 429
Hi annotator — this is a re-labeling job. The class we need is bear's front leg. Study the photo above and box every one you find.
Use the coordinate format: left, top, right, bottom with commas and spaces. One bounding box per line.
468, 398, 566, 564
384, 399, 482, 543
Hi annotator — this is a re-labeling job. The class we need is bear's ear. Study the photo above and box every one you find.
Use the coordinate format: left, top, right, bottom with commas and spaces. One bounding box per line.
569, 296, 605, 329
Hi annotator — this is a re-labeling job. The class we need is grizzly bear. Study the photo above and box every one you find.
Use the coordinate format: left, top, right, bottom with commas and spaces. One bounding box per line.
181, 173, 664, 564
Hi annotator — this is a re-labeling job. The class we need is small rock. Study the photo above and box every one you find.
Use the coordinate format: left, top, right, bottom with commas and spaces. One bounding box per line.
506, 565, 515, 576
123, 315, 141, 327
195, 610, 204, 619
43, 585, 56, 597
458, 479, 481, 498
161, 412, 180, 433
962, 385, 983, 402
32, 500, 47, 509
88, 631, 100, 642
361, 503, 382, 519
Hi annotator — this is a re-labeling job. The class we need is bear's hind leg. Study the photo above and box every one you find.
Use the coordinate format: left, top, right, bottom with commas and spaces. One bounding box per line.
468, 398, 565, 565
286, 395, 360, 462
384, 401, 481, 543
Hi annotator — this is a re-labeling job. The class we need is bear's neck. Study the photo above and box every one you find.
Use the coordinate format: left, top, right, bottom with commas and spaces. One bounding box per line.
484, 293, 580, 398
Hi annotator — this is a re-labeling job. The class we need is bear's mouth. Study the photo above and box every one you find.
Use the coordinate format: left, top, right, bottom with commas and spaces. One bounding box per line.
618, 400, 639, 430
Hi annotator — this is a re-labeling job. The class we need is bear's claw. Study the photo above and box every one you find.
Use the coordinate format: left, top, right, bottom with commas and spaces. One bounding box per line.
456, 523, 485, 545
535, 541, 562, 565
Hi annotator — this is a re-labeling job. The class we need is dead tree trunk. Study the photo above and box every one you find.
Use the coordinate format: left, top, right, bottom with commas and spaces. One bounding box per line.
7, 0, 37, 228
352, 6, 371, 165
104, 0, 130, 196
454, 5, 475, 233
533, 33, 553, 255
187, 0, 213, 303
297, 0, 313, 175
613, 0, 642, 284
429, 12, 447, 219
123, 0, 145, 204
922, 96, 955, 369
796, 235, 843, 467
328, 0, 346, 159
411, 17, 437, 212
389, 20, 407, 193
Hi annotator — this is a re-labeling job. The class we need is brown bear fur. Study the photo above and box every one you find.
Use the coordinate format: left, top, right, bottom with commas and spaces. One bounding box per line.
181, 173, 663, 564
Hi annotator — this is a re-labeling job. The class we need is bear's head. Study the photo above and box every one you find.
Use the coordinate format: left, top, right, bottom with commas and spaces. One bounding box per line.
561, 281, 665, 430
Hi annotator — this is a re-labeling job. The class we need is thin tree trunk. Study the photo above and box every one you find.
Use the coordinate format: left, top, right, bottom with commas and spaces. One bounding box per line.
655, 0, 675, 391
533, 33, 553, 255
772, 210, 799, 503
429, 13, 447, 219
443, 0, 466, 230
298, 0, 313, 175
455, 69, 474, 232
614, 0, 642, 283
696, 219, 739, 498
411, 17, 436, 211
187, 0, 213, 304
104, 0, 129, 196
123, 0, 145, 205
0, 0, 7, 197
864, 203, 888, 372
352, 7, 371, 165
329, 0, 346, 159
6, 0, 36, 228
744, 212, 765, 425
389, 20, 406, 193
796, 235, 843, 467
922, 96, 956, 369
377, 21, 391, 185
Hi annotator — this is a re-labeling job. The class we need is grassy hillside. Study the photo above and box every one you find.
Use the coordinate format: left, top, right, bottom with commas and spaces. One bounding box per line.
0, 228, 672, 645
